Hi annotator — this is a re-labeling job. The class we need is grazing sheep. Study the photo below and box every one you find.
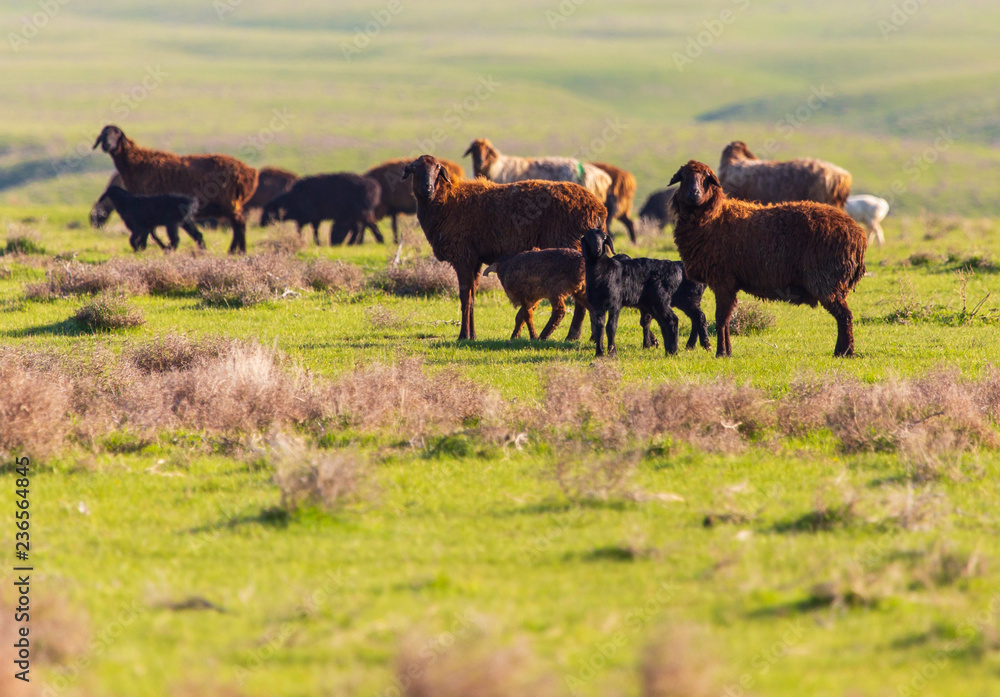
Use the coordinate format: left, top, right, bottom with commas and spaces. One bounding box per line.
92, 125, 258, 253
483, 248, 591, 341
638, 186, 678, 232
90, 172, 125, 228
845, 194, 890, 246
365, 158, 465, 243
591, 162, 638, 242
402, 155, 607, 340
246, 166, 298, 219
581, 228, 685, 357
463, 138, 612, 207
260, 173, 384, 246
100, 186, 199, 252
718, 141, 851, 209
669, 160, 867, 358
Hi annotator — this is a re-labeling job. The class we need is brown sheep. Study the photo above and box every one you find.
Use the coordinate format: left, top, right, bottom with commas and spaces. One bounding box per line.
245, 166, 298, 217
365, 158, 465, 243
92, 125, 259, 253
718, 141, 851, 209
590, 162, 638, 242
669, 160, 867, 358
402, 155, 607, 340
483, 248, 591, 341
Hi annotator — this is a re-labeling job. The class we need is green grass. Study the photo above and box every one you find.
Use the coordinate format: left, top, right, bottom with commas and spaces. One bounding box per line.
3, 2, 1000, 695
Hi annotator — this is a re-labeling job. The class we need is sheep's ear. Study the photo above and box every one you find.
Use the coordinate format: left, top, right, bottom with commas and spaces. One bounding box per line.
705, 172, 721, 189
604, 234, 616, 256
668, 169, 684, 187
462, 143, 476, 158
437, 166, 452, 185
401, 162, 414, 180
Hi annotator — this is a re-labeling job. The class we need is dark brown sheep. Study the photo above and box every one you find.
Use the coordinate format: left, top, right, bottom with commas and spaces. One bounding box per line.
483, 248, 591, 341
403, 155, 607, 341
669, 160, 867, 358
718, 141, 851, 209
365, 158, 465, 243
638, 186, 677, 232
590, 162, 638, 242
245, 166, 298, 216
92, 125, 259, 253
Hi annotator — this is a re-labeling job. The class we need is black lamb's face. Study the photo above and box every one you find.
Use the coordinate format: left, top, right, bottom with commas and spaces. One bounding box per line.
582, 228, 614, 259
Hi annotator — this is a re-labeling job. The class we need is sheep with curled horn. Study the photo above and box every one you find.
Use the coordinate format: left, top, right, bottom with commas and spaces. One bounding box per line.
92, 125, 258, 253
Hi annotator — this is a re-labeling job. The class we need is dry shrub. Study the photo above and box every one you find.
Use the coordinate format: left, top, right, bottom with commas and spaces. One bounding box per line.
536, 363, 623, 433
0, 260, 11, 279
304, 258, 366, 292
374, 257, 459, 296
28, 259, 148, 298
396, 636, 553, 697
122, 333, 234, 373
141, 256, 200, 294
199, 278, 270, 307
271, 437, 371, 512
775, 373, 849, 437
828, 372, 997, 455
0, 350, 72, 457
366, 304, 409, 330
726, 300, 776, 336
910, 540, 982, 589
73, 293, 145, 331
320, 358, 502, 434
31, 591, 90, 665
875, 485, 944, 532
3, 227, 45, 256
624, 380, 772, 451
641, 625, 719, 697
552, 452, 640, 502
260, 224, 307, 255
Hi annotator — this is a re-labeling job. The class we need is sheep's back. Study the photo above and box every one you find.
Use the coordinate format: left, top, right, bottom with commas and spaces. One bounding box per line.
122, 152, 258, 210
720, 158, 849, 207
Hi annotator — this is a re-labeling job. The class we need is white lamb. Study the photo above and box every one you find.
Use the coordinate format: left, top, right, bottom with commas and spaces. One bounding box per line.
846, 195, 890, 245
463, 138, 612, 203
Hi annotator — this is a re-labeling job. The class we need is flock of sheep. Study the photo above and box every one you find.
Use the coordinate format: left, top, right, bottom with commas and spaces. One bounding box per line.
89, 124, 887, 358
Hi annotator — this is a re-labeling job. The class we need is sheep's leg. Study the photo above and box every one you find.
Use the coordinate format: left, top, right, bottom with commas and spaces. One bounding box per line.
525, 301, 541, 340
604, 307, 620, 357
821, 295, 855, 358
565, 291, 589, 341
538, 297, 566, 341
457, 266, 480, 341
182, 221, 206, 249
621, 214, 637, 244
162, 224, 178, 250
592, 310, 607, 357
129, 229, 147, 252
714, 289, 736, 358
314, 222, 324, 246
366, 221, 385, 244
346, 221, 363, 246
391, 214, 400, 244
511, 305, 529, 340
640, 311, 659, 348
226, 214, 246, 254
871, 220, 885, 246
296, 223, 304, 239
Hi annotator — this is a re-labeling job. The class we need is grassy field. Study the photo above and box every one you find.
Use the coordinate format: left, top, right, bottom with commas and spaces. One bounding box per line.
2, 2, 1000, 696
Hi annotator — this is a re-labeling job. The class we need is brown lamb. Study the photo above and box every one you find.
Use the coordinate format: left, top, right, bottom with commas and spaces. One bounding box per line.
365, 157, 465, 243
403, 155, 606, 341
590, 162, 638, 243
92, 125, 259, 253
669, 160, 867, 358
483, 248, 591, 341
718, 141, 851, 209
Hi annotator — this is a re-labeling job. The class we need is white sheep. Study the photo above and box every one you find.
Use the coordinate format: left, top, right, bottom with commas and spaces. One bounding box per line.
463, 138, 612, 204
845, 195, 890, 246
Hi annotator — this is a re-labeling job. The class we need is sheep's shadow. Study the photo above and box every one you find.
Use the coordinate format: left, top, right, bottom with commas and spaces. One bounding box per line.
186, 506, 290, 534
433, 338, 591, 355
1, 318, 91, 338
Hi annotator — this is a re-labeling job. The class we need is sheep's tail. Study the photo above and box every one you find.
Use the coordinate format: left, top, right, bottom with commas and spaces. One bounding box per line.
829, 171, 852, 209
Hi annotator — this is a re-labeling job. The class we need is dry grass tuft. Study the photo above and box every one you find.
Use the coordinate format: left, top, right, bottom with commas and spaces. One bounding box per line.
374, 256, 460, 297
3, 227, 45, 256
73, 293, 146, 331
552, 451, 640, 503
260, 223, 308, 255
641, 625, 720, 697
122, 333, 235, 373
726, 300, 776, 336
30, 591, 91, 665
271, 437, 372, 512
366, 304, 410, 330
304, 258, 366, 293
909, 541, 983, 589
396, 636, 553, 697
0, 349, 73, 457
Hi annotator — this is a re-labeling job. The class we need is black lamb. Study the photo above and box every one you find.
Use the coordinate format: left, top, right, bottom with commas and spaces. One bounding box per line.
581, 228, 685, 357
100, 185, 200, 252
638, 186, 677, 232
260, 173, 384, 246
